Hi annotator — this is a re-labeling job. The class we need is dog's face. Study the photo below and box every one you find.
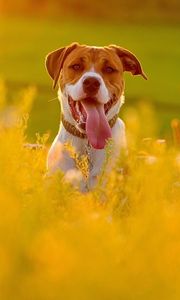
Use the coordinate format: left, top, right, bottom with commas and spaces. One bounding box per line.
46, 43, 147, 149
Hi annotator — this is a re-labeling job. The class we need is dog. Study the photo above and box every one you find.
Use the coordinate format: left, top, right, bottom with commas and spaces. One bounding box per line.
45, 43, 147, 190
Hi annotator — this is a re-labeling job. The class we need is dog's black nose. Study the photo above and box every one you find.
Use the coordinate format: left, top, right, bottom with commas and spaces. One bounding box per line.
83, 76, 100, 95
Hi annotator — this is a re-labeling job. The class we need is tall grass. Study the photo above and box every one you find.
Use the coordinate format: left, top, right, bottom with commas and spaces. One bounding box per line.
0, 82, 180, 300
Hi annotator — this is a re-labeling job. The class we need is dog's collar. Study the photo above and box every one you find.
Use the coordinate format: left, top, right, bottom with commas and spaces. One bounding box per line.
61, 114, 118, 139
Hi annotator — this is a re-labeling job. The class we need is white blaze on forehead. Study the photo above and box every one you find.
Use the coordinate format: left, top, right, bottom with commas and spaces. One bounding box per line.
65, 69, 110, 104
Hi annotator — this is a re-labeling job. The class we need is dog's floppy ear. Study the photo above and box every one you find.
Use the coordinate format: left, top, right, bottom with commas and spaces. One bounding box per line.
45, 42, 79, 88
109, 45, 147, 80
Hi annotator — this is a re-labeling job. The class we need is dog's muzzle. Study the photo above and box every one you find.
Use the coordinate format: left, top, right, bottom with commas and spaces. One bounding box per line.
67, 94, 119, 149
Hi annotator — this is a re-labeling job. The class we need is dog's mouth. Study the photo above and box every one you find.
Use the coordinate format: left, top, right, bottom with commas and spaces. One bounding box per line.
68, 95, 118, 149
68, 95, 118, 129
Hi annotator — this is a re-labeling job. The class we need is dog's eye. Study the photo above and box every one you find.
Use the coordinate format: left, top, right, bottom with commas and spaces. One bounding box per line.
71, 64, 81, 71
104, 66, 115, 73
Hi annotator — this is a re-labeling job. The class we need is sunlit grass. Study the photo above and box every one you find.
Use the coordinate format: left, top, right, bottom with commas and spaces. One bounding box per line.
0, 83, 180, 299
1, 17, 180, 105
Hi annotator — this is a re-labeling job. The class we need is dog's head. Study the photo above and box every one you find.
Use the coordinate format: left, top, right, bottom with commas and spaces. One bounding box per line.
45, 43, 147, 149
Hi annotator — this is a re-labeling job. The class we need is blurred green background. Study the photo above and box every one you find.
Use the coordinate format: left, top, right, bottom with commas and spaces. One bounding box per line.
0, 0, 180, 141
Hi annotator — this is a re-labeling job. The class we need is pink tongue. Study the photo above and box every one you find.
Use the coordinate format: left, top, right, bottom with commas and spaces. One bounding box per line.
82, 100, 112, 149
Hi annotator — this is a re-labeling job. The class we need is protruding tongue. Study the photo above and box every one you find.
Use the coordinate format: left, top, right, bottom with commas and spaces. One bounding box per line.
82, 99, 112, 149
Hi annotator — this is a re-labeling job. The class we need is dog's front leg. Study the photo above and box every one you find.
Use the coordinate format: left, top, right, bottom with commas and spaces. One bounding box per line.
87, 149, 106, 189
88, 147, 116, 189
47, 138, 75, 173
47, 139, 84, 188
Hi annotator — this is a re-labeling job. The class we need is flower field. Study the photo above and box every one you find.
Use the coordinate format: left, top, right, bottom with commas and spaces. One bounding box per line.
0, 82, 180, 299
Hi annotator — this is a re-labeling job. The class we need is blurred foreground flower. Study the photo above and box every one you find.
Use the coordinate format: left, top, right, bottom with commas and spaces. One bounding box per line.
171, 119, 180, 148
0, 80, 36, 129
